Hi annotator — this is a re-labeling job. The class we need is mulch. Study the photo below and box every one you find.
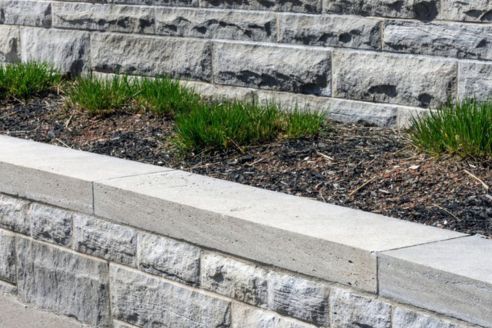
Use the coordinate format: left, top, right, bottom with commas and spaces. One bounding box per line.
1, 93, 491, 237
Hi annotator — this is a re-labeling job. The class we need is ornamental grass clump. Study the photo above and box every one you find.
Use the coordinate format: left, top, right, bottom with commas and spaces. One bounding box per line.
409, 100, 492, 159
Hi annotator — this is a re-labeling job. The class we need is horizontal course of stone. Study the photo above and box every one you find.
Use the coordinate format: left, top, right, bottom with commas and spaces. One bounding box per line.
0, 136, 491, 328
0, 0, 492, 126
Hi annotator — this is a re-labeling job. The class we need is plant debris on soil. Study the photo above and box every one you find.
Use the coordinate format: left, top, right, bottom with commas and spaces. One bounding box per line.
1, 93, 491, 237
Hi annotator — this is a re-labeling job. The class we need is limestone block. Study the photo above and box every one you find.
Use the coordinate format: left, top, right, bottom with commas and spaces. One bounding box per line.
0, 194, 30, 235
29, 203, 72, 247
0, 26, 20, 63
458, 61, 492, 101
232, 304, 318, 328
200, 0, 321, 13
0, 229, 16, 284
439, 0, 492, 22
393, 307, 464, 328
112, 0, 197, 7
0, 0, 51, 27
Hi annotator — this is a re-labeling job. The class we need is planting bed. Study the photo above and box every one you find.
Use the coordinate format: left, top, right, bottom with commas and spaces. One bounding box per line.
0, 93, 491, 237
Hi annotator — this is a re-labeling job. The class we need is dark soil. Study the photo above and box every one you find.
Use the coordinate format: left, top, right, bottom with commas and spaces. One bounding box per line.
1, 93, 491, 237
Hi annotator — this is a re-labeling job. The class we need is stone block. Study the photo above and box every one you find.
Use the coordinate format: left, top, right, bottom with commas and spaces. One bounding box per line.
200, 0, 321, 13
213, 42, 331, 96
333, 50, 457, 108
439, 0, 492, 22
138, 232, 200, 284
278, 13, 381, 50
52, 3, 155, 34
0, 194, 30, 235
232, 304, 318, 328
329, 288, 392, 328
201, 252, 269, 306
16, 238, 110, 327
392, 307, 464, 328
74, 215, 137, 266
0, 229, 16, 284
0, 280, 16, 295
21, 28, 90, 74
91, 33, 212, 81
112, 0, 197, 7
0, 26, 20, 63
0, 0, 51, 27
110, 264, 232, 327
29, 203, 73, 247
155, 7, 276, 42
458, 61, 492, 101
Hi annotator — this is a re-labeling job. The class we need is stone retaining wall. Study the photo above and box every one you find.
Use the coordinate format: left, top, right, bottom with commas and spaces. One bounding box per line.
1, 0, 492, 126
0, 136, 491, 328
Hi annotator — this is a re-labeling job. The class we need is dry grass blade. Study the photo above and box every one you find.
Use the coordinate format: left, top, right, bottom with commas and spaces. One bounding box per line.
348, 176, 377, 197
464, 169, 489, 191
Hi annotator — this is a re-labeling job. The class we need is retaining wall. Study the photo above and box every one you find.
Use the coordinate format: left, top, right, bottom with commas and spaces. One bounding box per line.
0, 135, 491, 328
1, 0, 492, 126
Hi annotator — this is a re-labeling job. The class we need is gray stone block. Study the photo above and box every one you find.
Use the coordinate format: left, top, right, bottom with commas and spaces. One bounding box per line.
0, 194, 30, 235
110, 264, 232, 327
439, 0, 492, 22
201, 252, 268, 307
0, 280, 16, 295
200, 0, 321, 13
74, 215, 137, 266
0, 26, 20, 63
52, 3, 155, 34
16, 238, 111, 327
112, 0, 197, 7
0, 229, 16, 284
21, 28, 90, 74
333, 50, 457, 108
232, 304, 318, 328
138, 232, 200, 284
91, 33, 212, 81
0, 0, 51, 27
458, 61, 492, 101
392, 307, 464, 328
384, 20, 492, 60
29, 203, 73, 247
278, 13, 381, 50
155, 7, 276, 42
329, 288, 392, 328
268, 272, 329, 325
379, 236, 492, 327
213, 42, 331, 96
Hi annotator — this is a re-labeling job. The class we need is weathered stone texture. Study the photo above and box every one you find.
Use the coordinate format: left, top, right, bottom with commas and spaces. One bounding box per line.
0, 229, 16, 284
333, 51, 457, 108
0, 280, 16, 295
232, 304, 318, 328
138, 232, 200, 284
200, 0, 321, 13
29, 203, 72, 247
110, 264, 232, 327
21, 28, 90, 74
0, 26, 20, 63
74, 215, 137, 266
91, 33, 212, 81
330, 288, 392, 328
392, 307, 462, 328
439, 0, 492, 22
268, 272, 329, 325
155, 8, 276, 42
52, 3, 155, 34
0, 0, 51, 27
0, 194, 29, 234
458, 61, 492, 101
112, 0, 197, 7
16, 238, 110, 327
384, 20, 492, 60
324, 0, 440, 21
201, 253, 269, 307
278, 14, 381, 50
213, 42, 331, 96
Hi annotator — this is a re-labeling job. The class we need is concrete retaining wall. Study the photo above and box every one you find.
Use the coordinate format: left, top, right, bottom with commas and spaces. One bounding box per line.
0, 135, 491, 327
1, 0, 492, 126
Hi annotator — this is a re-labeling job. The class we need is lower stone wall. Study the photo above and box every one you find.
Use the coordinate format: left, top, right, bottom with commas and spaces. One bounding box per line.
0, 193, 480, 328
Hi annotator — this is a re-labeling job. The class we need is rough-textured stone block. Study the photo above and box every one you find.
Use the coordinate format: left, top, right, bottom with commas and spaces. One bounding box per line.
330, 288, 392, 328
112, 0, 197, 7
324, 0, 440, 21
200, 0, 321, 13
74, 215, 137, 266
213, 42, 331, 96
110, 264, 232, 327
91, 33, 212, 81
16, 238, 110, 327
392, 307, 463, 328
0, 229, 16, 284
268, 272, 329, 325
232, 304, 318, 328
0, 194, 29, 235
333, 51, 457, 108
458, 61, 492, 101
155, 8, 276, 42
0, 280, 16, 295
29, 203, 72, 247
0, 0, 51, 27
278, 13, 381, 50
21, 28, 90, 74
52, 3, 155, 34
440, 0, 492, 22
113, 320, 140, 328
138, 232, 200, 284
0, 26, 20, 63
201, 252, 268, 307
384, 20, 492, 60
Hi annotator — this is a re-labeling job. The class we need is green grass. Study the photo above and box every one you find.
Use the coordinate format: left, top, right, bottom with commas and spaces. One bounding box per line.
409, 100, 492, 158
0, 62, 61, 100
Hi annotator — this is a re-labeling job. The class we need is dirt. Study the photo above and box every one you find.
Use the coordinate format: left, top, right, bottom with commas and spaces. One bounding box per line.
1, 93, 491, 237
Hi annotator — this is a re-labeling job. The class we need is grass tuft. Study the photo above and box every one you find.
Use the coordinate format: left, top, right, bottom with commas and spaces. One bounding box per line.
409, 100, 492, 159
